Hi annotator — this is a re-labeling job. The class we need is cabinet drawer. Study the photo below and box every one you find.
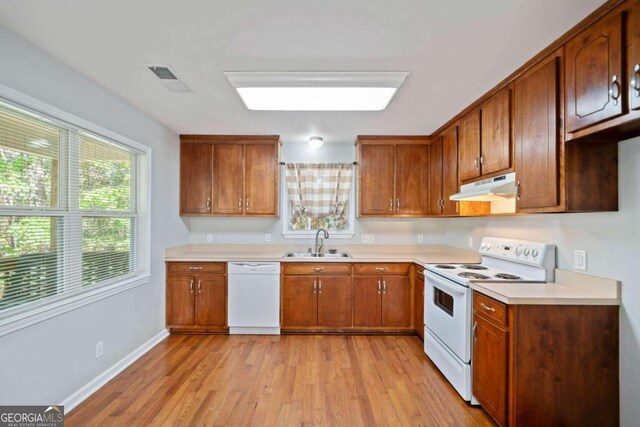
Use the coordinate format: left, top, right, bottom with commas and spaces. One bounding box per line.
354, 263, 410, 275
283, 263, 352, 275
473, 292, 508, 327
167, 262, 226, 275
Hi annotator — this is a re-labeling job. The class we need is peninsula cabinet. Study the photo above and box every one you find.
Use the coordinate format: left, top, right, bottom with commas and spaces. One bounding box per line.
179, 135, 281, 217
353, 263, 411, 329
472, 292, 619, 427
458, 87, 513, 183
429, 126, 460, 216
166, 262, 227, 333
281, 263, 353, 331
356, 136, 430, 217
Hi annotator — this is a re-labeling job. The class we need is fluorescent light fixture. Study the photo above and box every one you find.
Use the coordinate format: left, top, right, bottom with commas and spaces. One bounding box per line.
225, 72, 408, 111
309, 136, 324, 148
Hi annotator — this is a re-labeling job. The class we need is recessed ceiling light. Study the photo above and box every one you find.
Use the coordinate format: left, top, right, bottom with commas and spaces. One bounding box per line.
309, 136, 324, 148
225, 72, 408, 111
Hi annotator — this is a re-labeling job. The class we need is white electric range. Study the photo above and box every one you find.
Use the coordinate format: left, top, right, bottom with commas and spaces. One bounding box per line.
423, 237, 556, 403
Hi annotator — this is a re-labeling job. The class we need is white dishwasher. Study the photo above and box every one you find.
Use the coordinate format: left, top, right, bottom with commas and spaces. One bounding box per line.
228, 262, 281, 335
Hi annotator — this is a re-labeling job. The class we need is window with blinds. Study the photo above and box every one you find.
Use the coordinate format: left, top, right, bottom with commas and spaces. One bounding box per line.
0, 98, 148, 317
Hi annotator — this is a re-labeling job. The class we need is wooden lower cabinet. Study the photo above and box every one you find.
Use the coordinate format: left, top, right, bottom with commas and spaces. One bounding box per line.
353, 274, 411, 329
166, 263, 227, 333
472, 293, 619, 427
282, 274, 352, 329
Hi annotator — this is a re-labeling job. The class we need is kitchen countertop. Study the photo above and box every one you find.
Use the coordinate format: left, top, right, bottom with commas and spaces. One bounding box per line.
470, 269, 620, 306
165, 244, 481, 265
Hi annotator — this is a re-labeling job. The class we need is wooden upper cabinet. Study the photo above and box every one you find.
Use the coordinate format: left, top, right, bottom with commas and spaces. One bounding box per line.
180, 136, 280, 217
480, 87, 512, 175
515, 51, 562, 211
358, 143, 395, 216
395, 144, 429, 215
441, 126, 459, 215
428, 137, 444, 215
180, 142, 213, 215
628, 1, 640, 111
458, 111, 481, 182
212, 143, 244, 215
565, 11, 624, 133
245, 143, 278, 215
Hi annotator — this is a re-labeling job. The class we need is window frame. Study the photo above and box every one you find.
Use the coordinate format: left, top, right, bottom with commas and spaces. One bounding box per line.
280, 166, 355, 239
0, 83, 151, 337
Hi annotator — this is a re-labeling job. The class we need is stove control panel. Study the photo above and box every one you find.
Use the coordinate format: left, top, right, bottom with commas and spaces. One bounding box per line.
479, 237, 555, 268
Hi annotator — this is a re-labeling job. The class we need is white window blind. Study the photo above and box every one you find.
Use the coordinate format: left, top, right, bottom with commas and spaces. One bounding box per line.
0, 97, 148, 317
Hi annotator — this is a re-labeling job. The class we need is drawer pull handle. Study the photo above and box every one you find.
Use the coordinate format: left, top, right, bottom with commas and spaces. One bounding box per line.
312, 267, 324, 272
480, 302, 496, 312
375, 267, 389, 271
189, 266, 203, 270
609, 75, 621, 106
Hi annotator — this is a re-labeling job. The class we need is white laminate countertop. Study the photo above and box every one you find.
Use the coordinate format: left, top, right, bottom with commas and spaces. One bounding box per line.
165, 244, 481, 265
470, 269, 620, 306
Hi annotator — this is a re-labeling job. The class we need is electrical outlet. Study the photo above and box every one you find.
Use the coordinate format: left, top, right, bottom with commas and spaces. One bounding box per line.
468, 237, 473, 248
206, 234, 213, 243
574, 250, 587, 271
417, 234, 424, 244
264, 233, 271, 242
361, 234, 374, 244
95, 341, 104, 359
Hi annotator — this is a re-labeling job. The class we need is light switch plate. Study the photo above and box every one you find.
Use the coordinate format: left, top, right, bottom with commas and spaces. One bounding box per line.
574, 250, 587, 271
361, 234, 374, 244
96, 341, 104, 359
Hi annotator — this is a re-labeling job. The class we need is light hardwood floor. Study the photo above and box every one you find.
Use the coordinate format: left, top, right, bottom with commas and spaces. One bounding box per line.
67, 335, 494, 426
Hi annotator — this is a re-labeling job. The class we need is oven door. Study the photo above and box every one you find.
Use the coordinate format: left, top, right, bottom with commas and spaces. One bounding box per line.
424, 270, 472, 363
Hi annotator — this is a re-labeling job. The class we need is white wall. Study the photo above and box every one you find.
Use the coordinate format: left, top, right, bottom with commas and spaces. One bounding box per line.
0, 27, 189, 404
440, 139, 640, 427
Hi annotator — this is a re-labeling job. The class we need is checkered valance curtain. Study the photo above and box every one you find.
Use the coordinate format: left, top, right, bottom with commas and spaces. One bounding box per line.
285, 163, 353, 227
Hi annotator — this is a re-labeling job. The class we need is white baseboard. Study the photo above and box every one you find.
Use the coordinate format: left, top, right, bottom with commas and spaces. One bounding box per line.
62, 328, 169, 412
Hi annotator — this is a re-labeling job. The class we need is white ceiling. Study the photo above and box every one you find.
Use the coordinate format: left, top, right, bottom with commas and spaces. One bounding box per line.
0, 0, 604, 144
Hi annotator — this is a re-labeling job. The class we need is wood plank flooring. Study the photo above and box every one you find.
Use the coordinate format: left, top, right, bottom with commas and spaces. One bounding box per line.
67, 335, 494, 426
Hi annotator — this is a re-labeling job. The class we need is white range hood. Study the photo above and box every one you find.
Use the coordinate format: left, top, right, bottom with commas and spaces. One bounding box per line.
450, 172, 517, 202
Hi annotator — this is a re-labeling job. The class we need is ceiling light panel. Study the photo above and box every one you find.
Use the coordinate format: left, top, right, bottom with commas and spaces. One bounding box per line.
225, 72, 408, 111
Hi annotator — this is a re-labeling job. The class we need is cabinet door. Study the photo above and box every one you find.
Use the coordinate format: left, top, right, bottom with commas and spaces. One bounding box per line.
394, 144, 429, 215
213, 143, 244, 215
180, 142, 212, 215
515, 53, 561, 210
167, 275, 195, 326
565, 12, 623, 133
245, 143, 278, 216
414, 270, 424, 338
442, 127, 459, 215
473, 315, 508, 427
428, 137, 443, 215
195, 275, 226, 327
629, 2, 640, 111
317, 276, 352, 327
359, 144, 395, 216
481, 88, 512, 175
381, 275, 411, 327
353, 276, 382, 327
458, 111, 481, 182
282, 276, 317, 327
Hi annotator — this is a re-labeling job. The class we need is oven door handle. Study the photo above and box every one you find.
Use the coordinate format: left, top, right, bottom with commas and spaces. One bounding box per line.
425, 271, 467, 296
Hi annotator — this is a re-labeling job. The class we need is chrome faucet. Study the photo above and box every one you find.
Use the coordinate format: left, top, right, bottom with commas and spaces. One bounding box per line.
314, 228, 329, 255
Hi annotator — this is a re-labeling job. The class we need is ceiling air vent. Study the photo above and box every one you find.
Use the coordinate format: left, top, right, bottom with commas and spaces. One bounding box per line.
146, 64, 192, 92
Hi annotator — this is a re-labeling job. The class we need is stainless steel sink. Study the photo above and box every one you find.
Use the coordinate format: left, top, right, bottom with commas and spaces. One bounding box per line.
284, 252, 351, 258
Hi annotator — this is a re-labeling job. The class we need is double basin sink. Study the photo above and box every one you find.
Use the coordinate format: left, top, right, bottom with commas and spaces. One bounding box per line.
284, 252, 351, 258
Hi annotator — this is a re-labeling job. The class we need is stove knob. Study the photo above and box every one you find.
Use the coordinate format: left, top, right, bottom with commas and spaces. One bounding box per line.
481, 243, 486, 250
486, 243, 492, 249
515, 247, 523, 255
532, 249, 539, 258
524, 248, 531, 256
